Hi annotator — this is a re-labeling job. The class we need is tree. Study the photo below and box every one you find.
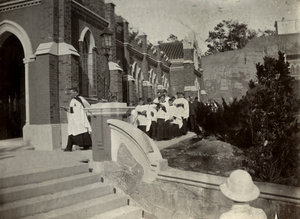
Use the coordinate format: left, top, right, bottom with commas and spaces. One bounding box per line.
245, 52, 299, 182
196, 52, 299, 184
205, 20, 257, 55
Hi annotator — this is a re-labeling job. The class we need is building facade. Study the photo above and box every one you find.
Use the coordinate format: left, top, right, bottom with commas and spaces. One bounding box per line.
159, 32, 203, 99
0, 0, 203, 148
0, 0, 111, 148
114, 15, 171, 105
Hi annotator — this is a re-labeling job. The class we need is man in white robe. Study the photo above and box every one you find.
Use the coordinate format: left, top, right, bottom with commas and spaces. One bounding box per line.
146, 98, 157, 139
131, 98, 151, 134
63, 87, 92, 151
173, 91, 189, 135
167, 97, 182, 138
153, 91, 162, 104
155, 94, 169, 140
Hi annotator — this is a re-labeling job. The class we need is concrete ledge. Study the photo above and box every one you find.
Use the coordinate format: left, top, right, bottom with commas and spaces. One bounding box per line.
35, 42, 79, 56
157, 167, 300, 204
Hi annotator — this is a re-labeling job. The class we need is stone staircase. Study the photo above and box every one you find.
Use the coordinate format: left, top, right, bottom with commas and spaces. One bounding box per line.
0, 163, 145, 219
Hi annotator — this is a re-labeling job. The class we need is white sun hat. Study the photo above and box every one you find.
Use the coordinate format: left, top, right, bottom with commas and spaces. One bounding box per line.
220, 169, 260, 202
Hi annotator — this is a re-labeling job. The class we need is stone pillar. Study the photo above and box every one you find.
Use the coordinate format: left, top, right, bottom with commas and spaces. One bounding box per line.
85, 103, 134, 172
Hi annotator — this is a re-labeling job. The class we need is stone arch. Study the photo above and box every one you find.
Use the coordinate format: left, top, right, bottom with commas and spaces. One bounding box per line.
162, 74, 169, 89
79, 27, 97, 97
131, 62, 137, 78
148, 69, 152, 82
0, 20, 34, 61
79, 27, 96, 50
0, 20, 35, 125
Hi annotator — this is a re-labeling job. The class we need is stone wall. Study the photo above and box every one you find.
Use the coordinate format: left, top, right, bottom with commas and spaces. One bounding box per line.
100, 152, 300, 219
98, 120, 300, 219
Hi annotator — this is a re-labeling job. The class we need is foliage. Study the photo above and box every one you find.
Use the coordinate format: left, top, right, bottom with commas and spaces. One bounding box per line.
245, 51, 299, 182
204, 21, 276, 56
196, 52, 300, 184
204, 20, 257, 55
195, 98, 252, 147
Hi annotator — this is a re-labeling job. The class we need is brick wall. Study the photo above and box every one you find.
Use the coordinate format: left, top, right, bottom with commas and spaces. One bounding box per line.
58, 0, 72, 44
81, 0, 105, 16
105, 3, 116, 62
58, 54, 79, 123
71, 2, 108, 100
29, 55, 51, 124
49, 54, 60, 123
41, 0, 59, 43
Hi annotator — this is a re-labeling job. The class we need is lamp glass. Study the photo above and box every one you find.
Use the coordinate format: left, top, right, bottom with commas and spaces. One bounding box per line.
102, 34, 112, 48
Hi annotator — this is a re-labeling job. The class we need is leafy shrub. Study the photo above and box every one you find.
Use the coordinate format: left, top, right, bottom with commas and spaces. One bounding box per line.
196, 52, 300, 183
195, 98, 252, 148
245, 52, 299, 182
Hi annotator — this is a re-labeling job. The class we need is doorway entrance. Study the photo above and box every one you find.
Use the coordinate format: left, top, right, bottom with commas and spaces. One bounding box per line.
0, 34, 25, 140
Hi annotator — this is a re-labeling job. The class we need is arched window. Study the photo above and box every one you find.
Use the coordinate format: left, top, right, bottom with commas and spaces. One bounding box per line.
297, 65, 300, 75
137, 69, 144, 99
80, 29, 96, 97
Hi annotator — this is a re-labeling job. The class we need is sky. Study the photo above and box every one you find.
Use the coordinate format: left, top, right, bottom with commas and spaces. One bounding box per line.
107, 0, 300, 54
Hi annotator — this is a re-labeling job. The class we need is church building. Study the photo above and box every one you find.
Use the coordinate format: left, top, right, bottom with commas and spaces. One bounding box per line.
0, 0, 203, 149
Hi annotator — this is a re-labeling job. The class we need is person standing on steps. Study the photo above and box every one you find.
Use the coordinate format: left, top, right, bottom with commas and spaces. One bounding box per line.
61, 87, 92, 151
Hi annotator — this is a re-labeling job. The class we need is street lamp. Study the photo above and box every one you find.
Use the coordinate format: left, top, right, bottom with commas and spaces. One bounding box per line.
100, 27, 113, 100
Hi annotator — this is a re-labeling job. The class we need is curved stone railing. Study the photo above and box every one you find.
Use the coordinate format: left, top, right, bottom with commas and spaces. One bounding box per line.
107, 119, 168, 182
104, 119, 300, 218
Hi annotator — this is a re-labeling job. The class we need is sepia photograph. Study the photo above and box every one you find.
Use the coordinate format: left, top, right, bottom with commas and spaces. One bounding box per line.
0, 0, 299, 218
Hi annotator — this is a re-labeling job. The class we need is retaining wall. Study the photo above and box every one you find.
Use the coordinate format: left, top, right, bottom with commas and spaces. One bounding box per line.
98, 119, 300, 219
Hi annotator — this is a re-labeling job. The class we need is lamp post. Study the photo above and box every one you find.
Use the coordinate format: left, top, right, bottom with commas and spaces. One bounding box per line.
100, 27, 113, 100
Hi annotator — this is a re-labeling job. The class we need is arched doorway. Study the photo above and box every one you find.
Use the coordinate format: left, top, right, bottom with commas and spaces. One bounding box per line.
0, 34, 25, 139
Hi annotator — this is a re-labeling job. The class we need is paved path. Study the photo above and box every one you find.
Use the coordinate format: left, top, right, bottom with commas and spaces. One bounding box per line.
155, 132, 196, 150
0, 132, 196, 179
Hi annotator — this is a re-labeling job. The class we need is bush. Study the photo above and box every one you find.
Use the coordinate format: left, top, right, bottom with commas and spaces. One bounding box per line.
196, 52, 299, 183
246, 52, 299, 182
196, 98, 252, 148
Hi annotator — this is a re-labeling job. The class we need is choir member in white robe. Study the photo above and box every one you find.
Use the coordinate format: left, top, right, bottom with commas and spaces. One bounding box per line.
153, 91, 162, 104
146, 98, 157, 139
63, 87, 92, 151
173, 91, 189, 135
167, 97, 183, 138
132, 98, 151, 134
162, 89, 170, 102
155, 94, 169, 140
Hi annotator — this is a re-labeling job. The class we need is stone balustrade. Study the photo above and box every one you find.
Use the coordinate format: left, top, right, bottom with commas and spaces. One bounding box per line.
96, 118, 300, 219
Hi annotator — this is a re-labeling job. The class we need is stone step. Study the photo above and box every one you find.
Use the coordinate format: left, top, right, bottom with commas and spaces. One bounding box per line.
21, 193, 129, 219
0, 172, 100, 204
87, 205, 143, 219
0, 163, 89, 189
0, 182, 113, 219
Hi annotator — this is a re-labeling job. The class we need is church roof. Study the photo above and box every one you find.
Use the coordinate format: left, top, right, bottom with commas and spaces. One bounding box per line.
160, 41, 184, 59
